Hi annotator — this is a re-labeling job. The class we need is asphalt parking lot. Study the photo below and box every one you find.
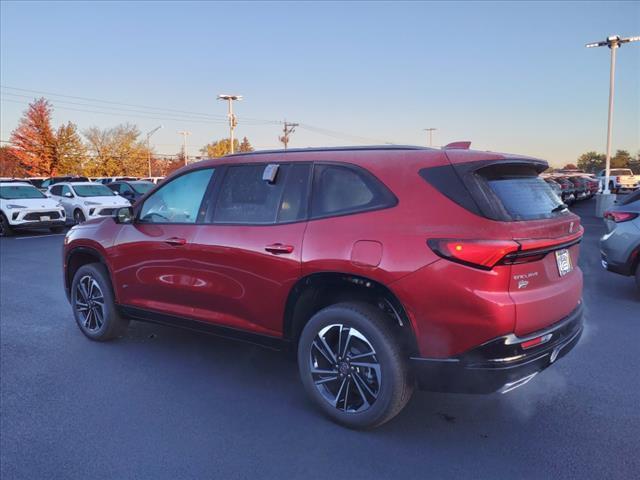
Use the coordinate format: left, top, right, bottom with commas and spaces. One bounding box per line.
1, 198, 638, 479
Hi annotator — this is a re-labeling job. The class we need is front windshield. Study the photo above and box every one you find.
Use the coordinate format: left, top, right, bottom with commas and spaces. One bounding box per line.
0, 185, 47, 200
72, 184, 116, 197
610, 169, 633, 176
131, 182, 154, 194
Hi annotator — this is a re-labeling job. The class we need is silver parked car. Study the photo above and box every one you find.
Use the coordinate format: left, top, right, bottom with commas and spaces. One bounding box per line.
600, 190, 640, 290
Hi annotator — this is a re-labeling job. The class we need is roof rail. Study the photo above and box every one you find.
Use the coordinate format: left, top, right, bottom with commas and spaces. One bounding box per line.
443, 141, 471, 150
226, 145, 433, 157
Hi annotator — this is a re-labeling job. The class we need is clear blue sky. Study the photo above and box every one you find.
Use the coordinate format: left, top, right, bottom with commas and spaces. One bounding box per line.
1, 1, 638, 166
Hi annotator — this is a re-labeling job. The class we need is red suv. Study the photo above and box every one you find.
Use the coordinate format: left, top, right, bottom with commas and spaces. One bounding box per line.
63, 145, 584, 428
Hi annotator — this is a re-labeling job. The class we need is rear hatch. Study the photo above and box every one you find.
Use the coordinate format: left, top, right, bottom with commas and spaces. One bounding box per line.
435, 153, 583, 336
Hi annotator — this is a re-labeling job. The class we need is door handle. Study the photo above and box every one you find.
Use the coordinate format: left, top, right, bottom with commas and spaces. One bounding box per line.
265, 243, 294, 254
165, 237, 187, 246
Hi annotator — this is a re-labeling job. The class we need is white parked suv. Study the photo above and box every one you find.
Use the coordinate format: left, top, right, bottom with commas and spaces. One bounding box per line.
48, 182, 131, 224
0, 181, 66, 236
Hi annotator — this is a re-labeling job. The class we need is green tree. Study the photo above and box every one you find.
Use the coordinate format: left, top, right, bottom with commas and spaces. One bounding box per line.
83, 124, 150, 176
611, 149, 632, 169
55, 122, 88, 175
577, 151, 606, 173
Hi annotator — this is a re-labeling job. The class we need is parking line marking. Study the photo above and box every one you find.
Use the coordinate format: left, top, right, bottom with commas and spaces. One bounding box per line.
12, 234, 66, 240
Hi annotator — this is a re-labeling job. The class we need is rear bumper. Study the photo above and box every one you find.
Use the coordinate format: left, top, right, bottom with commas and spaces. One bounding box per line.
410, 303, 583, 394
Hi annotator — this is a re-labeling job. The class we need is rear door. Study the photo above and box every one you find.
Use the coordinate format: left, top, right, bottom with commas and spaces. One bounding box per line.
188, 162, 311, 336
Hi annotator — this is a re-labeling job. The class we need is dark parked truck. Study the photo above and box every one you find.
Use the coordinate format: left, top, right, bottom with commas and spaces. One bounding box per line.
63, 145, 584, 428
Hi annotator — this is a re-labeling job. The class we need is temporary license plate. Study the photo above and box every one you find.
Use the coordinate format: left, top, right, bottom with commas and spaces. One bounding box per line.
40, 216, 50, 221
555, 249, 572, 277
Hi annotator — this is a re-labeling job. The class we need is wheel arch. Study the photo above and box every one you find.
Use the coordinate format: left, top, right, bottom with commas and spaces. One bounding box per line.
65, 246, 112, 299
283, 272, 419, 355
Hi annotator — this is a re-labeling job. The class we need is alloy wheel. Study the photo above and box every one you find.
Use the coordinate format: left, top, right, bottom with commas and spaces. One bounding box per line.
75, 275, 105, 332
310, 324, 381, 413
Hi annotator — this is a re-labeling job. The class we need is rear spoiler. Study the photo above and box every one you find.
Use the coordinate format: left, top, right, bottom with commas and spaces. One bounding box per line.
443, 141, 471, 150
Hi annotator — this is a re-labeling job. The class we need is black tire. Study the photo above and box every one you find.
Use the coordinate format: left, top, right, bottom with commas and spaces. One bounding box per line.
71, 263, 128, 341
0, 213, 14, 237
297, 302, 414, 429
50, 226, 65, 234
73, 209, 86, 224
635, 264, 640, 291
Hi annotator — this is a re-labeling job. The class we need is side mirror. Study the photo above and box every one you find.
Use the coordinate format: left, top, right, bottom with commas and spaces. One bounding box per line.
115, 207, 134, 224
64, 192, 73, 198
123, 190, 134, 198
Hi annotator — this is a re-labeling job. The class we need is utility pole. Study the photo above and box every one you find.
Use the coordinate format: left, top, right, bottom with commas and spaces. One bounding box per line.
146, 125, 163, 177
586, 35, 639, 197
423, 128, 437, 147
178, 131, 192, 166
279, 121, 299, 150
217, 94, 242, 154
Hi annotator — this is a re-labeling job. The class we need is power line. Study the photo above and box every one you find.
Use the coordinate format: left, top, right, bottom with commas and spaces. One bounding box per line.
1, 86, 400, 145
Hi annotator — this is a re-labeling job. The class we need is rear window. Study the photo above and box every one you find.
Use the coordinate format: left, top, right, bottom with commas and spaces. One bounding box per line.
311, 164, 396, 218
131, 182, 154, 194
486, 175, 564, 221
618, 189, 640, 206
420, 161, 565, 221
610, 169, 633, 176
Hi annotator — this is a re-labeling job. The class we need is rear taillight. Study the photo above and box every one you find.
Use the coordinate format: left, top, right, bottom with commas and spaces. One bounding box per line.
429, 229, 583, 270
427, 239, 519, 270
604, 211, 639, 223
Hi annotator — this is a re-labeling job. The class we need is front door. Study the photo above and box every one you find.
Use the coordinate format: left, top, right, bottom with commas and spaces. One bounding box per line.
110, 168, 215, 318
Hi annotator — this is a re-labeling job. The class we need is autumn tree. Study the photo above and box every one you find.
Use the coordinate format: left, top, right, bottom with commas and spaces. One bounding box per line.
55, 122, 88, 175
9, 98, 57, 176
200, 136, 254, 158
238, 136, 254, 153
83, 124, 150, 176
0, 146, 25, 177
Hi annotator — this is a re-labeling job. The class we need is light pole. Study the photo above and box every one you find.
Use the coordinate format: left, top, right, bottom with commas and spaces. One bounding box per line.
146, 125, 163, 177
586, 35, 639, 196
217, 94, 242, 154
178, 131, 192, 165
423, 128, 437, 147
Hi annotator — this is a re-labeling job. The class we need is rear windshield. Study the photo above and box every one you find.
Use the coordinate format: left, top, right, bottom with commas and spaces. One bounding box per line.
0, 185, 47, 199
131, 182, 154, 194
609, 169, 633, 176
73, 184, 116, 197
618, 190, 640, 206
486, 175, 565, 220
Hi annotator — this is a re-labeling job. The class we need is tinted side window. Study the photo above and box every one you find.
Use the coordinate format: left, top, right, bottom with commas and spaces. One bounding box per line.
139, 168, 214, 224
311, 164, 395, 218
50, 185, 62, 196
61, 185, 72, 197
213, 164, 290, 224
277, 164, 311, 223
